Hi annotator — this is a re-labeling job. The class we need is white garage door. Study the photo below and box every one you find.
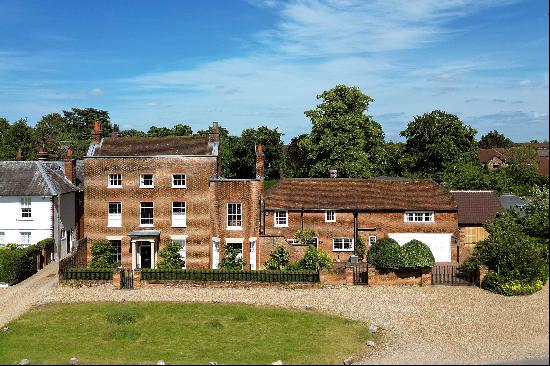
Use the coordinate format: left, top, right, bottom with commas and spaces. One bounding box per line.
388, 233, 452, 262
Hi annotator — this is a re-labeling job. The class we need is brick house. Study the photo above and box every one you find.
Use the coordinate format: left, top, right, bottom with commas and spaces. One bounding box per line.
83, 122, 263, 270
478, 148, 508, 170
259, 176, 459, 264
451, 190, 504, 262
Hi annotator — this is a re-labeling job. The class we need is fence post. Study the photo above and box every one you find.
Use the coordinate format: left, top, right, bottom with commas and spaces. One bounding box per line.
113, 268, 122, 289
477, 265, 489, 287
367, 266, 377, 285
134, 269, 142, 288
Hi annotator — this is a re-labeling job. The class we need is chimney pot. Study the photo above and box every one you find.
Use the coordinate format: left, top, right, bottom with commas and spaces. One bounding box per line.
329, 166, 338, 178
37, 144, 49, 161
111, 124, 120, 138
256, 143, 265, 180
64, 148, 76, 184
91, 121, 102, 143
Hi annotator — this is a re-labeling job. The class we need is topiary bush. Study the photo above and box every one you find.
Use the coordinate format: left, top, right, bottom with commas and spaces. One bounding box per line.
265, 245, 290, 270
89, 240, 116, 269
367, 238, 402, 269
0, 244, 37, 284
157, 241, 184, 269
400, 240, 435, 268
300, 247, 333, 270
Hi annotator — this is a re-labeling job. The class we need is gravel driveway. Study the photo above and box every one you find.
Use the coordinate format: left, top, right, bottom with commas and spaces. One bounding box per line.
36, 282, 549, 365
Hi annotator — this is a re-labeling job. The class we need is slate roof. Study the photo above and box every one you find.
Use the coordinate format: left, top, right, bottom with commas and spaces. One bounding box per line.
478, 148, 508, 164
93, 136, 213, 156
451, 191, 503, 225
264, 177, 457, 211
0, 161, 79, 196
500, 193, 526, 211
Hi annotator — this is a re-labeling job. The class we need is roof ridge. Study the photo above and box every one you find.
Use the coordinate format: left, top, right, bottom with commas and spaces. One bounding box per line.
34, 161, 57, 196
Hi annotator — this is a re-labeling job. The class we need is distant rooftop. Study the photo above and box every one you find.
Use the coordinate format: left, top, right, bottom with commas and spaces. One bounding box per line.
92, 135, 214, 157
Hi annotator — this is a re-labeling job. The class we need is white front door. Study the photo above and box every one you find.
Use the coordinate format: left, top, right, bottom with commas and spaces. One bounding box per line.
250, 240, 257, 270
212, 240, 220, 269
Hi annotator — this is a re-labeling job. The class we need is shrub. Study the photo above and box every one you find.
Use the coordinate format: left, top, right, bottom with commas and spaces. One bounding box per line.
367, 238, 402, 269
482, 271, 544, 296
294, 229, 316, 246
0, 244, 37, 284
157, 241, 184, 269
89, 240, 116, 269
36, 238, 54, 251
300, 247, 333, 270
220, 244, 246, 270
265, 245, 290, 270
355, 236, 366, 260
284, 261, 302, 271
400, 240, 435, 268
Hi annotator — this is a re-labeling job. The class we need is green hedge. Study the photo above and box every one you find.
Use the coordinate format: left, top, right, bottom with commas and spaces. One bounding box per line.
63, 268, 113, 281
141, 269, 319, 283
367, 238, 402, 269
400, 240, 435, 268
0, 245, 38, 285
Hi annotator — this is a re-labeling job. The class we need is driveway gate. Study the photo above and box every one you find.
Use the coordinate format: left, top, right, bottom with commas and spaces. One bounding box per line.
121, 269, 134, 289
352, 263, 369, 285
431, 263, 475, 286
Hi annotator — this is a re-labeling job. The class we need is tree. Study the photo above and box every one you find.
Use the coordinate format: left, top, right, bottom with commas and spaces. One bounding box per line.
239, 126, 285, 180
35, 113, 72, 160
401, 110, 478, 176
438, 159, 490, 191
301, 84, 386, 178
62, 107, 112, 158
284, 134, 310, 178
0, 117, 11, 159
479, 130, 513, 149
88, 240, 116, 269
522, 186, 549, 261
3, 119, 38, 160
157, 241, 184, 269
147, 124, 193, 137
120, 129, 147, 137
265, 245, 290, 270
220, 244, 246, 270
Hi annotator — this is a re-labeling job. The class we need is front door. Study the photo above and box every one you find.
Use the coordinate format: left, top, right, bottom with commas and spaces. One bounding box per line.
140, 244, 152, 269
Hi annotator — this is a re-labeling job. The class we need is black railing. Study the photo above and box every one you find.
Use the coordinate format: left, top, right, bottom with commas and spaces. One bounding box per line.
432, 263, 475, 286
62, 268, 113, 281
141, 269, 319, 283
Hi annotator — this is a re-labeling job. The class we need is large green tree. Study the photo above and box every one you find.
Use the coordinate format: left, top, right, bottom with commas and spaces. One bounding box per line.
62, 107, 112, 158
0, 117, 10, 160
479, 130, 514, 149
401, 110, 478, 176
300, 84, 386, 178
147, 123, 193, 137
3, 119, 38, 160
35, 113, 72, 160
284, 134, 310, 178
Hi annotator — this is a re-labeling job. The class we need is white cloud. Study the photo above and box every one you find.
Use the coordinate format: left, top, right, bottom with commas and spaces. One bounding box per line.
89, 87, 103, 97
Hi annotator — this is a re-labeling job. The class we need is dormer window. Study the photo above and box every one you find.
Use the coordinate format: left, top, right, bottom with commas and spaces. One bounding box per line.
140, 174, 154, 188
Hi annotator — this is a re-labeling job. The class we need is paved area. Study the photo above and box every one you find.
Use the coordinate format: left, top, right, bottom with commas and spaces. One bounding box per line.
37, 282, 549, 365
0, 261, 59, 328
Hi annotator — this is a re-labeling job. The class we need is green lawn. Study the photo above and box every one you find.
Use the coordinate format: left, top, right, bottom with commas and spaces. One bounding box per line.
0, 302, 373, 365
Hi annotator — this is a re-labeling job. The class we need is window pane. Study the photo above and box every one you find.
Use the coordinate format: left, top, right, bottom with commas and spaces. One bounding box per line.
227, 203, 242, 227
173, 174, 186, 187
141, 174, 153, 186
140, 202, 154, 225
110, 240, 122, 263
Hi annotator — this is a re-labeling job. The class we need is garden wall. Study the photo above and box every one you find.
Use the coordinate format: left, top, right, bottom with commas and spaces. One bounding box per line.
367, 266, 431, 286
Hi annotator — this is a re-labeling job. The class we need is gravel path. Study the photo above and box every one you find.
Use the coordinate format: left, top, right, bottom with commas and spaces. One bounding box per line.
37, 282, 549, 365
0, 261, 59, 328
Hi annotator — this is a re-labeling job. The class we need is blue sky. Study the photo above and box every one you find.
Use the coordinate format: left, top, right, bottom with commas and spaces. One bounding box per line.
0, 0, 548, 142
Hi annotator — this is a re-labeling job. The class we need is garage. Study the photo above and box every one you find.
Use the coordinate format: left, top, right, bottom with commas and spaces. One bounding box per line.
388, 233, 452, 262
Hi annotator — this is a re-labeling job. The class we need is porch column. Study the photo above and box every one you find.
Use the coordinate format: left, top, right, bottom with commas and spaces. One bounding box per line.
131, 240, 136, 270
150, 239, 155, 269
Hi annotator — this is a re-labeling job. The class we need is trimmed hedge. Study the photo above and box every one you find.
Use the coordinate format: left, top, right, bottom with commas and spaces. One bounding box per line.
400, 240, 435, 268
141, 269, 319, 283
0, 244, 39, 285
367, 238, 402, 269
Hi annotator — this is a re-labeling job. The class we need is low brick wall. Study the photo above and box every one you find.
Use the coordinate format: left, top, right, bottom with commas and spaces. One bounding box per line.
368, 266, 431, 286
138, 280, 320, 289
59, 279, 112, 287
319, 264, 354, 285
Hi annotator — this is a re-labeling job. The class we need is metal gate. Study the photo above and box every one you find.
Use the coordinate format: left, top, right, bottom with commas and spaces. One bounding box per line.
431, 263, 475, 286
121, 269, 134, 289
352, 263, 369, 285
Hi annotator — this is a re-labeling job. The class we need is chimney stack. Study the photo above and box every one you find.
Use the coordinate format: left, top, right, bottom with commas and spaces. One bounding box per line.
111, 124, 120, 138
256, 144, 265, 180
329, 166, 338, 178
91, 121, 102, 144
209, 122, 222, 177
37, 144, 49, 161
16, 148, 24, 161
64, 147, 77, 184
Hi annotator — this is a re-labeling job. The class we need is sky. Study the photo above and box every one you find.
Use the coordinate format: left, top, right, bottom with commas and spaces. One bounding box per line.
0, 0, 548, 142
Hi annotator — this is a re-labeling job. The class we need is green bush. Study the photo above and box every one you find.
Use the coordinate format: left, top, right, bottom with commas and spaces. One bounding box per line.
89, 240, 116, 269
482, 271, 544, 296
294, 229, 316, 246
220, 244, 246, 270
367, 238, 402, 269
265, 245, 290, 270
299, 247, 333, 270
355, 236, 366, 260
36, 238, 54, 251
157, 241, 184, 269
0, 244, 37, 284
400, 240, 435, 268
284, 261, 302, 271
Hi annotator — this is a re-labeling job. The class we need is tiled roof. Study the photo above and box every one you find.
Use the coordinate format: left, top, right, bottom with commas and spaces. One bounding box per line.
0, 161, 79, 196
264, 178, 457, 211
93, 136, 213, 156
500, 193, 526, 212
451, 191, 503, 225
478, 148, 508, 164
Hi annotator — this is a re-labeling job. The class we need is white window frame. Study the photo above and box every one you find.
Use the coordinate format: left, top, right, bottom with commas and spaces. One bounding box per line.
325, 210, 336, 222
0, 232, 5, 245
110, 239, 122, 264
20, 197, 32, 219
20, 232, 31, 246
227, 203, 242, 230
140, 174, 154, 188
172, 202, 187, 227
368, 236, 377, 246
140, 202, 154, 227
404, 211, 435, 223
172, 174, 187, 188
274, 210, 288, 227
108, 202, 122, 227
108, 173, 122, 188
333, 238, 354, 252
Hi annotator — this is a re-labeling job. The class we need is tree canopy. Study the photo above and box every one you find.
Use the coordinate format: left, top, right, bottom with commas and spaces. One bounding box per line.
479, 130, 514, 149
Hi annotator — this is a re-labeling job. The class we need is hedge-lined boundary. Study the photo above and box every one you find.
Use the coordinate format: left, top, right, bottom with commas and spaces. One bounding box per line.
141, 269, 319, 283
63, 268, 113, 280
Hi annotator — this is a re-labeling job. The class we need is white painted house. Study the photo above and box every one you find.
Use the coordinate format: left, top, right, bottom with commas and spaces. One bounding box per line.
0, 157, 82, 260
